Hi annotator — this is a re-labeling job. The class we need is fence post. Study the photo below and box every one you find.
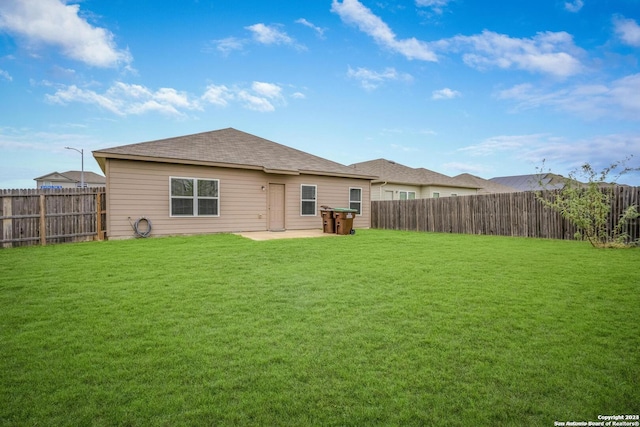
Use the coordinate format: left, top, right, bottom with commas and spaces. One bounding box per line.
2, 196, 12, 249
40, 193, 46, 246
96, 191, 104, 241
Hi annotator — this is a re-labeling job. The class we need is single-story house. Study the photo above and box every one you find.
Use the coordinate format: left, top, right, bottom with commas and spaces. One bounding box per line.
350, 158, 480, 200
34, 170, 105, 189
93, 128, 375, 240
453, 173, 518, 194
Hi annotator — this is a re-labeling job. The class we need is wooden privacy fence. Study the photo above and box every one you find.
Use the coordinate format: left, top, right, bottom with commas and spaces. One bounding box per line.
371, 186, 640, 242
1, 188, 106, 249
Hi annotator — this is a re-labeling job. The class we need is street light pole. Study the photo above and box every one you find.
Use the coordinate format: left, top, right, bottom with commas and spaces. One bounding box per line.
65, 146, 84, 187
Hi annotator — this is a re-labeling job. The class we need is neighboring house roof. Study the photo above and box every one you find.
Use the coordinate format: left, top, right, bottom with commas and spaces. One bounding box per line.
489, 173, 567, 191
93, 128, 375, 179
34, 170, 106, 184
351, 158, 480, 189
453, 173, 519, 194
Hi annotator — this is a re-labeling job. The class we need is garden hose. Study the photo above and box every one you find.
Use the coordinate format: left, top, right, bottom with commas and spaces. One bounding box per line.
129, 216, 152, 238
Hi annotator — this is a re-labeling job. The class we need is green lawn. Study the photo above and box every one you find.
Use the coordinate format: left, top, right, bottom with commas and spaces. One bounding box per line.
1, 230, 638, 426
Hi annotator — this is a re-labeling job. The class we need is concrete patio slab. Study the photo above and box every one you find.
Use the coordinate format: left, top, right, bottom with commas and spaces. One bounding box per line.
235, 229, 342, 241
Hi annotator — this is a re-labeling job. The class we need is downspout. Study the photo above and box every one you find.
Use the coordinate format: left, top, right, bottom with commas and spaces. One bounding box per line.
379, 181, 388, 200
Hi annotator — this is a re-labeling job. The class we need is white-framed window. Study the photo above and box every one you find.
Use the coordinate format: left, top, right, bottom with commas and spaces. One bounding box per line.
300, 184, 316, 216
451, 193, 458, 197
349, 187, 362, 214
399, 191, 416, 200
432, 192, 440, 198
170, 177, 219, 217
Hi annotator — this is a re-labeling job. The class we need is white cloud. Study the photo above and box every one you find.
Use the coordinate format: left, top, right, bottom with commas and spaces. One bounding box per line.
202, 84, 234, 107
244, 23, 306, 51
458, 134, 549, 156
522, 135, 640, 183
613, 16, 640, 47
415, 0, 450, 6
0, 0, 131, 68
107, 82, 151, 100
126, 100, 183, 116
497, 73, 640, 120
45, 81, 297, 115
246, 23, 294, 45
564, 0, 584, 13
609, 74, 640, 115
236, 82, 286, 111
0, 69, 12, 81
153, 88, 193, 108
0, 126, 99, 152
46, 82, 201, 117
331, 1, 582, 75
438, 30, 584, 77
47, 84, 123, 115
211, 37, 245, 55
347, 66, 413, 90
295, 18, 326, 38
331, 0, 583, 77
523, 135, 640, 166
236, 91, 275, 112
457, 133, 640, 179
0, 126, 111, 189
252, 81, 283, 99
416, 0, 453, 14
210, 23, 307, 56
331, 0, 437, 61
291, 92, 306, 99
432, 87, 461, 100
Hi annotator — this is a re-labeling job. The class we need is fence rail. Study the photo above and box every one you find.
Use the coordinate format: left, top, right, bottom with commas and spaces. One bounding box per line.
371, 186, 640, 242
0, 188, 106, 248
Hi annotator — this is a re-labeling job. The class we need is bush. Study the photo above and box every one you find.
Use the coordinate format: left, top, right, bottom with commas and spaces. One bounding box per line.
536, 159, 639, 248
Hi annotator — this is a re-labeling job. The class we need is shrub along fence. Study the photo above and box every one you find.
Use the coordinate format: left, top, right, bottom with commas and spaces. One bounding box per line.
371, 186, 640, 242
0, 188, 106, 249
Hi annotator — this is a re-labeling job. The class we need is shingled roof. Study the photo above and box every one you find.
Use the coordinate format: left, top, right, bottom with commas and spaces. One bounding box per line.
34, 170, 105, 184
453, 173, 518, 194
93, 128, 375, 179
351, 158, 479, 188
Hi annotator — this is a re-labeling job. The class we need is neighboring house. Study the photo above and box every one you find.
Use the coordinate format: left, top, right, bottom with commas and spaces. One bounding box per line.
453, 173, 519, 194
350, 158, 480, 200
489, 173, 567, 192
34, 170, 106, 189
92, 128, 375, 239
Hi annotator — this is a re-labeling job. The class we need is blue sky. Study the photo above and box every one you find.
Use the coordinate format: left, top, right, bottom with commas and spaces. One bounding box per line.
1, 0, 639, 188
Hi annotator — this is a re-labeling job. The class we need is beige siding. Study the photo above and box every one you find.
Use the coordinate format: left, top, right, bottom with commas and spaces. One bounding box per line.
105, 159, 371, 239
281, 175, 370, 230
371, 183, 421, 201
420, 185, 477, 198
371, 183, 477, 200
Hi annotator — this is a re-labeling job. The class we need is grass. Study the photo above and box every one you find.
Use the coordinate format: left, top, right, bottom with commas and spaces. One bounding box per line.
1, 229, 639, 426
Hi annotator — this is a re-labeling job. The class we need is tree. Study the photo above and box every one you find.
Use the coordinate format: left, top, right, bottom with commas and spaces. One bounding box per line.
536, 158, 639, 248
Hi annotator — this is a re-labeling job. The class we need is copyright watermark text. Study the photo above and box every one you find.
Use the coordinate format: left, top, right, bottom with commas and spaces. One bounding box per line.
554, 415, 640, 427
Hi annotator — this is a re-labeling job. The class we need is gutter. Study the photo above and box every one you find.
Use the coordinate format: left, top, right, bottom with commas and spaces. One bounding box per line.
92, 152, 377, 180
